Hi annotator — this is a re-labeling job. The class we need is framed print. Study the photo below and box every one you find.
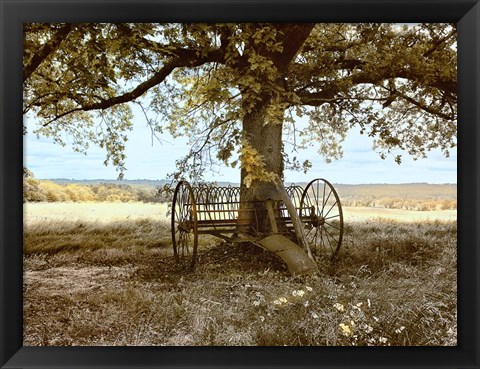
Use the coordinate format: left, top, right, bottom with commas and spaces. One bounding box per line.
1, 0, 479, 368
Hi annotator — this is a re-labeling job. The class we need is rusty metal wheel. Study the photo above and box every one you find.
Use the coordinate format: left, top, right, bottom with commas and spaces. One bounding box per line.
171, 180, 198, 270
300, 178, 344, 260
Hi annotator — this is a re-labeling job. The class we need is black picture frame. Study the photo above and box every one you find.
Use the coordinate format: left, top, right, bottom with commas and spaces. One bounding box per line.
1, 0, 479, 368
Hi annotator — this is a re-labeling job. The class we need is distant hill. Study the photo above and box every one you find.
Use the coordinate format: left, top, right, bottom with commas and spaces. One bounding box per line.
48, 178, 171, 188
47, 178, 243, 188
334, 182, 456, 199
46, 178, 456, 196
333, 183, 456, 210
38, 179, 456, 210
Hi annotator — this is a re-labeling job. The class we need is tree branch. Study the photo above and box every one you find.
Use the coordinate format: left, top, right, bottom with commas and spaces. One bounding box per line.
42, 49, 225, 126
271, 24, 315, 72
24, 24, 73, 82
395, 91, 455, 120
295, 64, 456, 114
423, 27, 457, 58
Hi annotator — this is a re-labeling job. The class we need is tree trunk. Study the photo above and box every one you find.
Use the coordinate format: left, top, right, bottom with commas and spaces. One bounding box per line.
238, 93, 283, 234
235, 23, 315, 256
237, 94, 313, 260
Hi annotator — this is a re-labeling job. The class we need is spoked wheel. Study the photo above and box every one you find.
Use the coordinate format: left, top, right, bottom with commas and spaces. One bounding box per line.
171, 180, 198, 270
300, 178, 344, 260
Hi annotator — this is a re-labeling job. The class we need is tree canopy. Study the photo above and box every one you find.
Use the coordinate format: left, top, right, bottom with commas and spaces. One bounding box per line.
23, 23, 457, 182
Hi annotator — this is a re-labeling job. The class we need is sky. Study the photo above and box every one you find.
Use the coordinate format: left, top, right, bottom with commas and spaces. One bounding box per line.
24, 113, 457, 185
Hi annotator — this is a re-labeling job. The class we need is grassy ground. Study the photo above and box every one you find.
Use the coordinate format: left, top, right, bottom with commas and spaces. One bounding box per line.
23, 202, 457, 346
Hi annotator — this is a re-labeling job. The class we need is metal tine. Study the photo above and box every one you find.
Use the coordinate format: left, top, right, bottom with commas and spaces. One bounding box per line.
220, 187, 227, 221
199, 184, 212, 222
232, 187, 239, 218
234, 187, 240, 211
199, 186, 203, 221
226, 187, 232, 220
210, 187, 220, 220
225, 186, 233, 219
209, 186, 216, 224
215, 187, 219, 219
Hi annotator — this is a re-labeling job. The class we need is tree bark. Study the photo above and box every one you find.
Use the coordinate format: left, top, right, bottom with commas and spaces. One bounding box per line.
238, 93, 284, 234
237, 93, 313, 259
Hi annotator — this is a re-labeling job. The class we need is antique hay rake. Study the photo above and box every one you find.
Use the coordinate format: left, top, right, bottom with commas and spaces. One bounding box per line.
171, 178, 344, 273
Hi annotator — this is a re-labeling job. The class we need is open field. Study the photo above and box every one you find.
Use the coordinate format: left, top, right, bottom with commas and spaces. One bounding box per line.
23, 202, 457, 346
343, 206, 456, 222
24, 202, 166, 224
24, 202, 457, 224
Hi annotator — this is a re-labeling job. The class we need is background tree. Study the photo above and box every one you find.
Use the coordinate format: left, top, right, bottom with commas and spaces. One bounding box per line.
23, 23, 457, 235
23, 167, 46, 202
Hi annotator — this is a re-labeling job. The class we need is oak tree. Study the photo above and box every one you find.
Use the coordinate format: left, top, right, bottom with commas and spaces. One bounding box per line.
23, 23, 457, 238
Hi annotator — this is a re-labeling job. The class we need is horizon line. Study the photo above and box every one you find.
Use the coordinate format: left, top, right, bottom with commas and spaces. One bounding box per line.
38, 177, 458, 186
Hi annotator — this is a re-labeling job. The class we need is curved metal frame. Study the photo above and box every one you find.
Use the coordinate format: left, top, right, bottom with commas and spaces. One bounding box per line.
171, 180, 198, 270
300, 178, 344, 260
170, 179, 344, 268
285, 184, 304, 214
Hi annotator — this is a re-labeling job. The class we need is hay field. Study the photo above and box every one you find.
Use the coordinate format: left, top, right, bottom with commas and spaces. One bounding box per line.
24, 202, 168, 224
343, 206, 456, 222
24, 202, 456, 225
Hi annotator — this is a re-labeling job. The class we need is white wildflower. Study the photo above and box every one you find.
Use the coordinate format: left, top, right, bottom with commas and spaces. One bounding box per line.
395, 326, 405, 334
339, 323, 352, 336
292, 290, 305, 297
333, 303, 345, 312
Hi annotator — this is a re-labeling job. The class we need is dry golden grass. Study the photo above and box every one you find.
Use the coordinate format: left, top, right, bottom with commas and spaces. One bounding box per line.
344, 206, 456, 222
24, 202, 168, 224
336, 183, 456, 211
23, 203, 457, 346
24, 202, 456, 225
